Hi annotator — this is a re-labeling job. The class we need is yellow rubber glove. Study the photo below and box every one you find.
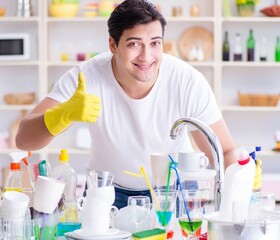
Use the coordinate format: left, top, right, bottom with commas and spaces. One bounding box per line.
44, 72, 101, 136
253, 159, 262, 191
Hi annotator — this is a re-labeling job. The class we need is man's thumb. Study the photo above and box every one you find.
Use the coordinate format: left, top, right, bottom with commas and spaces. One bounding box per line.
77, 72, 86, 92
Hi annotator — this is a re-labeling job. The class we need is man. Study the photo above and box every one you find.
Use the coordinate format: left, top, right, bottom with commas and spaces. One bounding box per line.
16, 0, 244, 209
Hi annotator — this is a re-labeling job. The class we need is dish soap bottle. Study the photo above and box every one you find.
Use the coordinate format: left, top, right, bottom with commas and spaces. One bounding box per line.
4, 151, 32, 192
218, 148, 255, 222
52, 149, 78, 197
52, 149, 79, 236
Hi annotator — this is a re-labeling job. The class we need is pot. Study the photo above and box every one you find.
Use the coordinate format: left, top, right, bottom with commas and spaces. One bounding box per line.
203, 212, 280, 240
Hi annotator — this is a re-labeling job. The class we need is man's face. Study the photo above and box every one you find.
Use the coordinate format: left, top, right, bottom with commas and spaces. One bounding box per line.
110, 20, 163, 84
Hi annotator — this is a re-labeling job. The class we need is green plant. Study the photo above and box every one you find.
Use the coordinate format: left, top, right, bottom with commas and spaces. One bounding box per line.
235, 0, 258, 5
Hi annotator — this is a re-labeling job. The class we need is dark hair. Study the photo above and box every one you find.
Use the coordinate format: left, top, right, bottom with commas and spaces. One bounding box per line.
108, 0, 167, 45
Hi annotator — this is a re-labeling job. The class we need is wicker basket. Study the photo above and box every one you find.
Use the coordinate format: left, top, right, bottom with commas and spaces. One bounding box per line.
4, 92, 36, 105
238, 92, 280, 106
260, 5, 280, 17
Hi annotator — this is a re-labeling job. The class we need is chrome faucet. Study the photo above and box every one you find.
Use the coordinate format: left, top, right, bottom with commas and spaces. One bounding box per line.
170, 117, 224, 211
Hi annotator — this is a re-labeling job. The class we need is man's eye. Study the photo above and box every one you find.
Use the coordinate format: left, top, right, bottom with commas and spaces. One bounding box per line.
128, 42, 140, 47
152, 41, 161, 47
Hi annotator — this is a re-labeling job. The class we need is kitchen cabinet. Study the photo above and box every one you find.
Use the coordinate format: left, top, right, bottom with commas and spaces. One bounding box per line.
0, 0, 280, 195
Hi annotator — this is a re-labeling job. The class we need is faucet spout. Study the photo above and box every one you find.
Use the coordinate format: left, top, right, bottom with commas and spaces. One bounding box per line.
170, 117, 224, 211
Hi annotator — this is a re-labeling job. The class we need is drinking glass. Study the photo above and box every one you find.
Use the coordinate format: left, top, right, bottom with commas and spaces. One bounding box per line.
178, 189, 203, 240
180, 180, 211, 209
86, 169, 114, 189
154, 188, 178, 239
127, 196, 151, 232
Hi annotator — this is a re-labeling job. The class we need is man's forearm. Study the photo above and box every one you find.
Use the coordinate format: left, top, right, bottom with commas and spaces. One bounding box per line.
16, 113, 55, 151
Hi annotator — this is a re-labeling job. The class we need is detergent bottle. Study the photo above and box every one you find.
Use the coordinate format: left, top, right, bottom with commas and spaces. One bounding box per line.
52, 149, 80, 236
52, 149, 77, 198
218, 148, 256, 222
4, 151, 32, 192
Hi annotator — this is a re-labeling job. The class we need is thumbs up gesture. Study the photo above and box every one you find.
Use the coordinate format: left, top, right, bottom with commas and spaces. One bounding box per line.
44, 72, 101, 136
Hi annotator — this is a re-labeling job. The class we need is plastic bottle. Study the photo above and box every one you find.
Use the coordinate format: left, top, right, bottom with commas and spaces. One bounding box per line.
218, 148, 256, 222
4, 151, 32, 192
51, 149, 77, 197
52, 149, 80, 236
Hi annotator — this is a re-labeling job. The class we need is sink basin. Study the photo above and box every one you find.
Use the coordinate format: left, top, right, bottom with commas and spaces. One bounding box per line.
203, 211, 280, 240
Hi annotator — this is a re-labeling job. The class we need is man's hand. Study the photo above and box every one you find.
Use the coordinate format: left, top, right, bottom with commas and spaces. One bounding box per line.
253, 159, 262, 191
44, 72, 101, 136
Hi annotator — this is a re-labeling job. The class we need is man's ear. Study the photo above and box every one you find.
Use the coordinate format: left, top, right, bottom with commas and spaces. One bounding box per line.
109, 36, 117, 54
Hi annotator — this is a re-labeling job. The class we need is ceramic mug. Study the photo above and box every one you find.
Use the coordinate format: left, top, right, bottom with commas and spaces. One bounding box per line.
178, 152, 209, 172
80, 197, 117, 235
150, 152, 178, 187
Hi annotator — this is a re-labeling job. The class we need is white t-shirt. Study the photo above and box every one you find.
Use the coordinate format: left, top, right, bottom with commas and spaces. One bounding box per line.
48, 52, 222, 189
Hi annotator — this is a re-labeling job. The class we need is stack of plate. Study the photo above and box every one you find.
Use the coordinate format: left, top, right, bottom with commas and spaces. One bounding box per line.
64, 228, 131, 240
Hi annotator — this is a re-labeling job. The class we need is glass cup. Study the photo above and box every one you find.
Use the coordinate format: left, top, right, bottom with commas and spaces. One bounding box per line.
153, 189, 178, 239
0, 208, 31, 240
127, 196, 151, 233
86, 169, 114, 189
178, 189, 204, 240
248, 192, 276, 220
32, 208, 58, 240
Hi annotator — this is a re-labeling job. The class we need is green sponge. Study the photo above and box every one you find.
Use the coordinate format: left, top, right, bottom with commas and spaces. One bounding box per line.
132, 228, 166, 240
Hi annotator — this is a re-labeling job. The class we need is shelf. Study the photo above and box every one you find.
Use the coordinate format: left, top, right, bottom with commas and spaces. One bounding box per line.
47, 61, 81, 67
0, 105, 35, 110
46, 16, 216, 23
1, 0, 279, 189
46, 17, 108, 22
165, 17, 215, 22
222, 62, 280, 67
222, 106, 280, 112
222, 17, 280, 23
0, 61, 40, 66
0, 17, 40, 22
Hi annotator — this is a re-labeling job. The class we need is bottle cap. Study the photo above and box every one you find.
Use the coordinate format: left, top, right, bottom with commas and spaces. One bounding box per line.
10, 151, 31, 170
235, 148, 250, 165
59, 149, 69, 162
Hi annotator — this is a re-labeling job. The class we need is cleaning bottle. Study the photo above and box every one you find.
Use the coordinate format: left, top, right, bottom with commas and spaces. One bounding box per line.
52, 149, 77, 197
52, 149, 79, 236
4, 151, 32, 192
218, 148, 255, 222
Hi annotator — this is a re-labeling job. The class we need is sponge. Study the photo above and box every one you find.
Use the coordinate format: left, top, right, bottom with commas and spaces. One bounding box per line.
132, 228, 166, 240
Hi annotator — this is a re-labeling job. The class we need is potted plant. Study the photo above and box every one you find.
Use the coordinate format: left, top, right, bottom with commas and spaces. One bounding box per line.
236, 0, 258, 16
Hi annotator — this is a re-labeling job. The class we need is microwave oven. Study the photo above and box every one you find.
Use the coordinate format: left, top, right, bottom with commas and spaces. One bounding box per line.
0, 33, 30, 60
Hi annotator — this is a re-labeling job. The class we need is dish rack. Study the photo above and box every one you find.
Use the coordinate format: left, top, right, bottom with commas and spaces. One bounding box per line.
238, 92, 280, 106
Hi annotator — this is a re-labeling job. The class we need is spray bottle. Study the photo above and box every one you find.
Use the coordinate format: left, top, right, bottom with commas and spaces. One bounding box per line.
4, 151, 32, 192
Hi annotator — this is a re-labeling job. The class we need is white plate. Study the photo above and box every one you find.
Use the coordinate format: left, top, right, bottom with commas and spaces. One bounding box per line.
65, 228, 131, 240
179, 169, 216, 180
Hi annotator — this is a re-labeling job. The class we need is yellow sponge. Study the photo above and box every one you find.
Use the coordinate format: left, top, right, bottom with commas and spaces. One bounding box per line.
132, 228, 166, 240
